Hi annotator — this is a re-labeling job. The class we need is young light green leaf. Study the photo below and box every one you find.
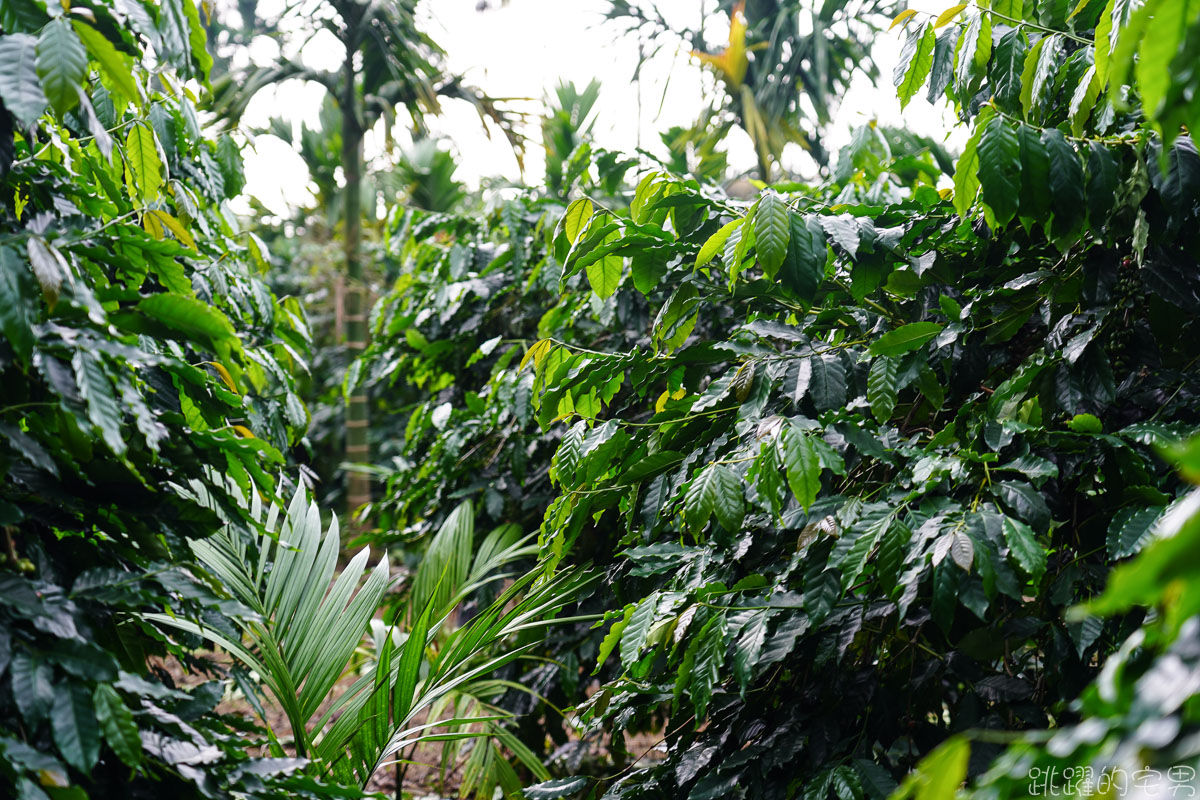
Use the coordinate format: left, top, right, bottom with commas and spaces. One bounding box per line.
594, 605, 634, 674
585, 235, 623, 299
952, 120, 983, 218
780, 426, 821, 510
1069, 64, 1101, 136
696, 217, 741, 270
1002, 517, 1046, 580
562, 197, 594, 244
72, 21, 140, 103
1136, 0, 1192, 118
895, 23, 937, 109
125, 122, 162, 202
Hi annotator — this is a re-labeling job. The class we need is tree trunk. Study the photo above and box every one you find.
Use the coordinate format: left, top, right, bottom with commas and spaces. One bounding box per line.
341, 47, 370, 519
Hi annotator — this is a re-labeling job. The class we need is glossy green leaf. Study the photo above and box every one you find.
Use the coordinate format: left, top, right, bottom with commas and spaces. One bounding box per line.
868, 322, 943, 356
753, 190, 790, 279
977, 115, 1021, 226
867, 356, 898, 422
990, 29, 1029, 111
781, 426, 821, 510
685, 463, 745, 533
138, 292, 237, 346
778, 212, 826, 300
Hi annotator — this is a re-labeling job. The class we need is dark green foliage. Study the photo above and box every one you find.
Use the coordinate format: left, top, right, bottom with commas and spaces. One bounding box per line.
0, 2, 355, 798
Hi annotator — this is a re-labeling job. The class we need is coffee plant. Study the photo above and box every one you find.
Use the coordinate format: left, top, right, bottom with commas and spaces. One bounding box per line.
359, 1, 1200, 799
4, 0, 1200, 798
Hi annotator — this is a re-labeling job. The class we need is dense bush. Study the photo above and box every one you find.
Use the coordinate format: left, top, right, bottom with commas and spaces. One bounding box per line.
359, 1, 1200, 798
0, 1, 354, 798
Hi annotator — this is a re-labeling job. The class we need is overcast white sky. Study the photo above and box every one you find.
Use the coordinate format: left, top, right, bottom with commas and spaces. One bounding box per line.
236, 0, 958, 215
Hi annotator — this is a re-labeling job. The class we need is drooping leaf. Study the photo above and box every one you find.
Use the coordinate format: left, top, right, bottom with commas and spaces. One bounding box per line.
733, 609, 770, 692
780, 426, 821, 510
0, 33, 48, 125
867, 356, 898, 422
73, 350, 125, 456
687, 614, 727, 720
0, 245, 36, 364
990, 29, 1029, 111
51, 683, 100, 772
1043, 128, 1086, 237
72, 21, 139, 103
685, 463, 746, 534
778, 213, 826, 300
977, 115, 1021, 226
125, 121, 162, 202
1069, 64, 1101, 136
954, 13, 992, 96
894, 23, 937, 109
753, 190, 790, 279
952, 120, 984, 218
696, 217, 741, 270
35, 18, 87, 116
93, 684, 141, 768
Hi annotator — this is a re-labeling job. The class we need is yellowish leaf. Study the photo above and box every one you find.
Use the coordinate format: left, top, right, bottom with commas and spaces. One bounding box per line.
207, 361, 239, 393
934, 4, 968, 26
231, 425, 255, 439
890, 8, 919, 30
143, 209, 197, 251
520, 338, 552, 372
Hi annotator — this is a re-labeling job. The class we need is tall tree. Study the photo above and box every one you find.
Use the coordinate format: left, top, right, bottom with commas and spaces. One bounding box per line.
609, 0, 894, 180
210, 0, 520, 518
